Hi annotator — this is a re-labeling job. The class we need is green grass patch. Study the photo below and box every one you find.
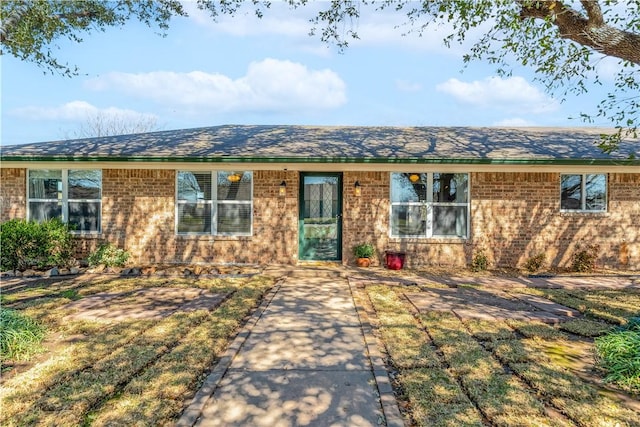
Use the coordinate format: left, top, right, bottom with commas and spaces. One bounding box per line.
559, 318, 613, 337
60, 289, 80, 300
506, 319, 568, 340
463, 318, 514, 342
595, 319, 640, 394
484, 339, 532, 364
0, 307, 45, 361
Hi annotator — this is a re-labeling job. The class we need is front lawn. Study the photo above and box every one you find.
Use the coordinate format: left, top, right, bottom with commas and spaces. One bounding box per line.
362, 283, 640, 427
0, 274, 275, 426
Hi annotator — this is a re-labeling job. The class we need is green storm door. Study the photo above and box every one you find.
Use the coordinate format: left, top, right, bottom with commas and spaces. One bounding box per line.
299, 173, 343, 261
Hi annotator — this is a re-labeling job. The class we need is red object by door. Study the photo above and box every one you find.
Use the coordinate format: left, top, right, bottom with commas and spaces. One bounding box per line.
385, 251, 405, 270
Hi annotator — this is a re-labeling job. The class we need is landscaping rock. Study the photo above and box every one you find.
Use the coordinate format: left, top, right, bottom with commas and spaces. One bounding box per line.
44, 267, 60, 277
22, 269, 40, 277
87, 265, 106, 274
1, 270, 16, 277
70, 267, 81, 275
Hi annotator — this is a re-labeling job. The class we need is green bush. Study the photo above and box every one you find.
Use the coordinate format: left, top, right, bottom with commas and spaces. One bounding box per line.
595, 318, 640, 393
87, 242, 130, 267
524, 252, 546, 273
0, 307, 46, 361
471, 250, 488, 272
0, 218, 74, 271
571, 244, 599, 272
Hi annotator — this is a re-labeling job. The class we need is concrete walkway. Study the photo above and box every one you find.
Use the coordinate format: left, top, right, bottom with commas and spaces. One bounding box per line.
178, 270, 403, 427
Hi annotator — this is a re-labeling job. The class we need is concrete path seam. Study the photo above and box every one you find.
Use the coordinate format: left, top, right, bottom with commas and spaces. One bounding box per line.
176, 279, 283, 427
347, 277, 405, 427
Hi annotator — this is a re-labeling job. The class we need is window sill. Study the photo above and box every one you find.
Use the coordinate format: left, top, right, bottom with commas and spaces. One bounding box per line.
71, 233, 102, 238
176, 234, 253, 241
388, 236, 468, 244
560, 210, 608, 217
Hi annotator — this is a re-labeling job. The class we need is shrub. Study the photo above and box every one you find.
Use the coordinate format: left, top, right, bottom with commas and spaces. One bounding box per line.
39, 218, 75, 268
595, 318, 640, 393
524, 252, 546, 273
571, 244, 599, 273
353, 243, 375, 258
471, 250, 488, 272
87, 242, 130, 267
0, 218, 74, 271
0, 307, 46, 361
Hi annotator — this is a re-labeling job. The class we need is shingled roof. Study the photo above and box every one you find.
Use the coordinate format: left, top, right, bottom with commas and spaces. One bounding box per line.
1, 125, 638, 165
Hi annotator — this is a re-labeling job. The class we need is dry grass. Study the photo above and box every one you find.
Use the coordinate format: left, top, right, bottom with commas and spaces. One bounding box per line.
401, 368, 483, 427
0, 275, 274, 426
511, 287, 640, 325
365, 284, 640, 427
366, 285, 440, 368
365, 285, 483, 426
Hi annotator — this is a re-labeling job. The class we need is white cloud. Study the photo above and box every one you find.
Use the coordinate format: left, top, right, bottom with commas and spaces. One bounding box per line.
493, 117, 536, 127
85, 58, 347, 113
185, 2, 314, 39
183, 1, 481, 55
395, 79, 423, 92
9, 101, 157, 122
594, 55, 623, 82
436, 76, 559, 114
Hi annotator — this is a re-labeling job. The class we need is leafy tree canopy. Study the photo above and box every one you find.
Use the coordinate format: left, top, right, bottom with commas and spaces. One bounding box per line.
1, 0, 638, 155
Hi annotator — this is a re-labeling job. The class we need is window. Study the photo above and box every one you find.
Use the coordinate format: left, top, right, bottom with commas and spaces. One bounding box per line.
177, 171, 252, 235
560, 174, 606, 212
390, 173, 469, 238
28, 169, 102, 233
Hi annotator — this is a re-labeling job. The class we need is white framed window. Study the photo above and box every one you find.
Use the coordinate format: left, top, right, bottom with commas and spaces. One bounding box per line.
560, 173, 607, 212
390, 173, 469, 238
176, 171, 253, 236
27, 169, 102, 233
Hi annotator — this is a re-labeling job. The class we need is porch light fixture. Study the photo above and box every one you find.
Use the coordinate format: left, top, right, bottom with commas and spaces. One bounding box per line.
279, 180, 287, 197
354, 181, 361, 197
409, 173, 420, 183
227, 173, 242, 183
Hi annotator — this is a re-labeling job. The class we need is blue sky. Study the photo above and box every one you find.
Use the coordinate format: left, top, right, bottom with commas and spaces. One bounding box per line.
1, 2, 617, 146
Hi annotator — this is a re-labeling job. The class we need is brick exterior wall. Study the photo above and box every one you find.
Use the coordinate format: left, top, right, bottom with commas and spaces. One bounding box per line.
0, 168, 26, 221
469, 172, 640, 270
1, 167, 638, 270
80, 169, 299, 265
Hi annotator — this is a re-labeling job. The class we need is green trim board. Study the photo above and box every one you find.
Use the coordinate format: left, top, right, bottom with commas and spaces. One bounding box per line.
1, 155, 638, 166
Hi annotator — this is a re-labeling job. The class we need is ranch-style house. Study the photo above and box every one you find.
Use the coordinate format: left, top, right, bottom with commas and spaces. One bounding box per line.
1, 125, 638, 271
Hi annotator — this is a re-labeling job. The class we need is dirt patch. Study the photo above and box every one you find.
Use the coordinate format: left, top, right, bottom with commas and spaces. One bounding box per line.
404, 287, 578, 323
64, 287, 228, 322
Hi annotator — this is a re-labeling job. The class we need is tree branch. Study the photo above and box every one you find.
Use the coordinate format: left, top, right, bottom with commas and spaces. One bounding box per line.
520, 0, 640, 65
580, 0, 603, 26
0, 2, 31, 44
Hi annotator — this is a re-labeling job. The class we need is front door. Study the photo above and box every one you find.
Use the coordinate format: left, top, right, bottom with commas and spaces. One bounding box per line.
298, 173, 342, 261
